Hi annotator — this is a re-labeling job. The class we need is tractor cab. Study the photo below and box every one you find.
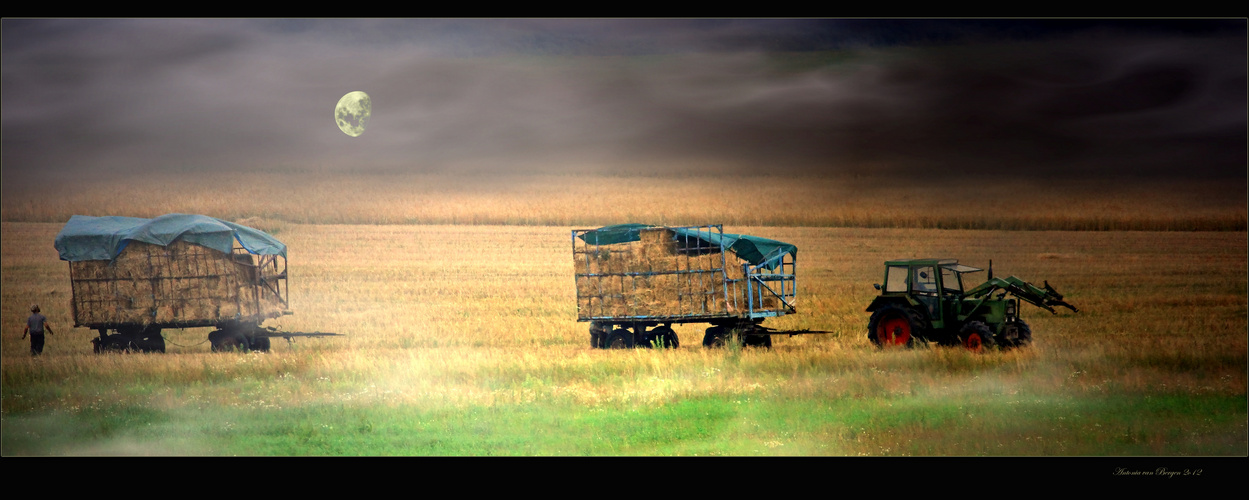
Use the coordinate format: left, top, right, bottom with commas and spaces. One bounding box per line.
874, 258, 982, 330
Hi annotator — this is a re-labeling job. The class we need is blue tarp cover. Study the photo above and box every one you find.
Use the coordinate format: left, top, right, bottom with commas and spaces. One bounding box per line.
578, 223, 796, 269
55, 214, 287, 262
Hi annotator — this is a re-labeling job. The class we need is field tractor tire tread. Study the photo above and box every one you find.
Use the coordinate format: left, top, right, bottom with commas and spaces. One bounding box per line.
1002, 319, 1033, 349
958, 321, 996, 352
868, 304, 926, 348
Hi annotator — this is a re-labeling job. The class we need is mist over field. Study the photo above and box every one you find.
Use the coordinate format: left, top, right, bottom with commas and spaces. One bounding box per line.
2, 18, 1245, 196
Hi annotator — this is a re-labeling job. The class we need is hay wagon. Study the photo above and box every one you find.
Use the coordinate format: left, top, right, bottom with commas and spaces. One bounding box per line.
54, 214, 336, 353
573, 224, 826, 349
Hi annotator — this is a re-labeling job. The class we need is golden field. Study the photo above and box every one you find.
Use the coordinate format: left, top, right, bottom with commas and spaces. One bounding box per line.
2, 213, 1245, 455
2, 170, 1244, 231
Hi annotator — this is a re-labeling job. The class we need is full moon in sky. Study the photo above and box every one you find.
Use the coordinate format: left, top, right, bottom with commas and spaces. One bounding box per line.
334, 91, 371, 137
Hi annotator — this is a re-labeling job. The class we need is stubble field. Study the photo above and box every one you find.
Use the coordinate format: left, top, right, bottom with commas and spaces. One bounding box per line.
2, 202, 1245, 456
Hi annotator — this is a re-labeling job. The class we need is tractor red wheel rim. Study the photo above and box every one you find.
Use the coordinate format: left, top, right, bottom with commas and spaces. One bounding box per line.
878, 316, 911, 346
965, 333, 983, 352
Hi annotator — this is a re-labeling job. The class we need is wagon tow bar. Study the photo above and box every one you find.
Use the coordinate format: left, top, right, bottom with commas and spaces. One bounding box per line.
751, 326, 834, 337
255, 326, 344, 342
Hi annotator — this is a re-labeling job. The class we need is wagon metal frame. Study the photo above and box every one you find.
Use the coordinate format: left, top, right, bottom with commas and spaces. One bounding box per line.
573, 224, 821, 349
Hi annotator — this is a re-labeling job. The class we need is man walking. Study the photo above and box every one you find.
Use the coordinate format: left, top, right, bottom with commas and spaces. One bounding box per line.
23, 304, 54, 356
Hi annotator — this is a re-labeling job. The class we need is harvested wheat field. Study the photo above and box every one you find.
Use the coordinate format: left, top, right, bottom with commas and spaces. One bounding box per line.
2, 220, 1244, 457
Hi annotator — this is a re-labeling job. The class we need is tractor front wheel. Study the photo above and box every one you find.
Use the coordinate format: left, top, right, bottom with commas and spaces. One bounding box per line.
868, 305, 925, 348
958, 321, 996, 352
1001, 319, 1033, 349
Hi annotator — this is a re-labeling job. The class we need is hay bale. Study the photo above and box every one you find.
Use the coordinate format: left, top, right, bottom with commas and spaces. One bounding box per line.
70, 239, 284, 326
574, 228, 777, 319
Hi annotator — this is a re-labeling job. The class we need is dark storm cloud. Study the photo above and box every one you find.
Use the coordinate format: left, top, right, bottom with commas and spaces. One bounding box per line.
2, 19, 1244, 186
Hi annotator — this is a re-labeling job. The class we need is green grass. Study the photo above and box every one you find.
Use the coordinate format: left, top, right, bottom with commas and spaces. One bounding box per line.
4, 384, 1242, 456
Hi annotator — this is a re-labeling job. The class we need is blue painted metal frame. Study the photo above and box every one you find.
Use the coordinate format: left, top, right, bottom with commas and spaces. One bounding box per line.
744, 248, 797, 319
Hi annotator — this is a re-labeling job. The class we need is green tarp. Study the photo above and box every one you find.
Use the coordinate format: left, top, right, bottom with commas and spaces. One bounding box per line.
578, 223, 796, 269
54, 213, 287, 262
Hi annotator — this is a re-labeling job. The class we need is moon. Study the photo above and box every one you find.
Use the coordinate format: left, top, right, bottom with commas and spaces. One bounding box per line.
334, 91, 371, 137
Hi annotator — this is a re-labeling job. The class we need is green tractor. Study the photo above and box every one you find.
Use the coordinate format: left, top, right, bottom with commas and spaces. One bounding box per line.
866, 259, 1078, 350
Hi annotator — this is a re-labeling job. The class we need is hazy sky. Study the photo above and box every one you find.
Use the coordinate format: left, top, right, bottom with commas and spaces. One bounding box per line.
2, 19, 1244, 186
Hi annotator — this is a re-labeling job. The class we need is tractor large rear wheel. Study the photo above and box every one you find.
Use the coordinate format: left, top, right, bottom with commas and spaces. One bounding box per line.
868, 305, 926, 348
958, 321, 996, 352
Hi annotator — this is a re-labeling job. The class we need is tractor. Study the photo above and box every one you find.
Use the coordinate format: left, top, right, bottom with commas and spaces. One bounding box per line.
866, 259, 1078, 351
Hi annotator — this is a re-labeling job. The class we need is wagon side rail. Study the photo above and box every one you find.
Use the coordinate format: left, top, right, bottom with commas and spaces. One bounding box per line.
68, 239, 289, 328
743, 249, 797, 319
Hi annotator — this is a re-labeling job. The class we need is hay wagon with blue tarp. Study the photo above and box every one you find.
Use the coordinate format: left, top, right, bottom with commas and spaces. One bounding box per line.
573, 224, 827, 349
55, 214, 337, 353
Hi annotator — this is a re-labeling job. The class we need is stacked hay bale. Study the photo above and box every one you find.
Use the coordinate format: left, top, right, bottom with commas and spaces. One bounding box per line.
69, 239, 284, 327
575, 228, 766, 319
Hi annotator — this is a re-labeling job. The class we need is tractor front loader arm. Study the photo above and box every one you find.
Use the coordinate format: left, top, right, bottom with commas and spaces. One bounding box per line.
966, 276, 1079, 314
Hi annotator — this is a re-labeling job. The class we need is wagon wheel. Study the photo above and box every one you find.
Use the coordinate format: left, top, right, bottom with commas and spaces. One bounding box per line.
589, 322, 608, 349
606, 329, 635, 349
702, 326, 728, 348
139, 327, 165, 353
650, 326, 679, 349
208, 329, 250, 352
958, 321, 996, 353
250, 336, 271, 352
867, 304, 925, 348
144, 335, 167, 353
208, 329, 228, 352
95, 333, 134, 353
636, 329, 655, 349
743, 334, 772, 349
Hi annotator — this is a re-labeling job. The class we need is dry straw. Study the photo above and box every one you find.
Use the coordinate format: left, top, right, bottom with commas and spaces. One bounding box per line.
70, 239, 284, 327
575, 228, 776, 319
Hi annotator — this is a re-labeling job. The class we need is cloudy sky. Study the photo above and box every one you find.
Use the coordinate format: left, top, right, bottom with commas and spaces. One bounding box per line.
2, 19, 1244, 187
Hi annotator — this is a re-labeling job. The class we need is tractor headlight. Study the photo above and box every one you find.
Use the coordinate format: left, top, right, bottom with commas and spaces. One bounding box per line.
1006, 299, 1017, 316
